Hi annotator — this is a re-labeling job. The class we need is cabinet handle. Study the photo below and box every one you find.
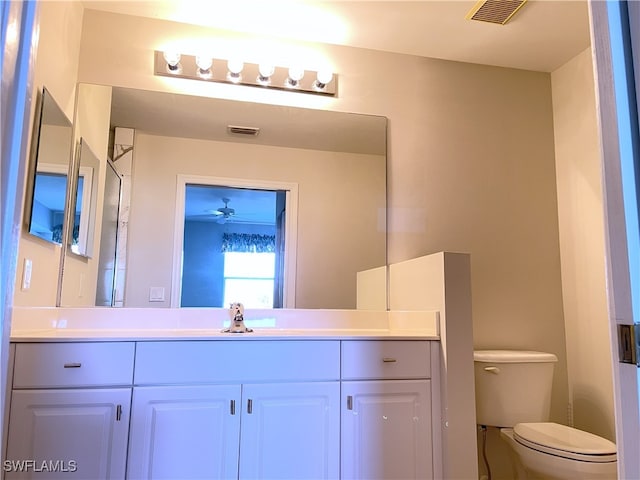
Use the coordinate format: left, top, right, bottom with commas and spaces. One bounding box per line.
247, 399, 253, 414
230, 400, 236, 415
382, 357, 397, 363
116, 404, 122, 421
347, 395, 353, 410
63, 362, 82, 368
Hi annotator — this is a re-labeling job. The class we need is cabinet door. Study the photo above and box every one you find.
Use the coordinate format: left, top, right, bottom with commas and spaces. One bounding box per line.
5, 388, 131, 479
341, 380, 432, 480
127, 385, 241, 480
239, 382, 340, 480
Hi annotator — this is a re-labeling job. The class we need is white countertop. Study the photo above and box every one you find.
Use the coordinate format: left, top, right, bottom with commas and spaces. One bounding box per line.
10, 307, 440, 342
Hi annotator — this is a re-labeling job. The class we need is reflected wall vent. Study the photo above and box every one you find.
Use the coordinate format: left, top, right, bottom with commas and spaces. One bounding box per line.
466, 0, 527, 25
227, 125, 260, 136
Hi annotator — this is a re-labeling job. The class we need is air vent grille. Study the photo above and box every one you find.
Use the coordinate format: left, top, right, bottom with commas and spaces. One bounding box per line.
466, 0, 527, 25
227, 125, 260, 136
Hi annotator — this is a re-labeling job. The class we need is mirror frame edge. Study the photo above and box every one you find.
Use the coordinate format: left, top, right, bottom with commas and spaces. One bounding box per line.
22, 87, 46, 235
55, 137, 82, 306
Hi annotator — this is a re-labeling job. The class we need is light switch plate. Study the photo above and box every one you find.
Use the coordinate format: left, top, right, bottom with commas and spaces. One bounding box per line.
149, 286, 165, 302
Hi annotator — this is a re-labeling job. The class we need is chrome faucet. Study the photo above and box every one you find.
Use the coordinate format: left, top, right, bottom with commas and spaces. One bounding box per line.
222, 302, 253, 333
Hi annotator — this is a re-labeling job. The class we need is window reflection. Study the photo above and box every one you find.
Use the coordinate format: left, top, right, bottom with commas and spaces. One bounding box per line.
223, 252, 275, 308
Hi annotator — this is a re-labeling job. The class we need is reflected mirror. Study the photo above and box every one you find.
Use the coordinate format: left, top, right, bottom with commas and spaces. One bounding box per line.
68, 138, 100, 258
25, 88, 73, 244
62, 84, 387, 310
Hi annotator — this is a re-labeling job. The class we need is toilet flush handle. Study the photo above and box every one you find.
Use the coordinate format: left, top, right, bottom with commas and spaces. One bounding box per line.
484, 366, 500, 374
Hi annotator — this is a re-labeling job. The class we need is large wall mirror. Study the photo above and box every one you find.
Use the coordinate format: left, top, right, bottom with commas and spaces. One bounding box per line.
61, 84, 387, 310
25, 88, 73, 244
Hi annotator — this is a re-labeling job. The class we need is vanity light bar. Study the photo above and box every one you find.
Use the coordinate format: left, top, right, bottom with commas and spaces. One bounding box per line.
153, 51, 337, 97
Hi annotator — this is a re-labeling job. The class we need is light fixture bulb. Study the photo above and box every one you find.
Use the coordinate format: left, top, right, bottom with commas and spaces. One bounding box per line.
289, 67, 304, 81
227, 59, 244, 83
286, 67, 305, 88
315, 70, 333, 89
228, 60, 244, 75
257, 64, 275, 85
196, 55, 213, 77
163, 51, 181, 72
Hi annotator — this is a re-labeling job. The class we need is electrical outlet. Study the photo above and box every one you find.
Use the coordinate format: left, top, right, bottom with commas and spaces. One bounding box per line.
21, 259, 32, 290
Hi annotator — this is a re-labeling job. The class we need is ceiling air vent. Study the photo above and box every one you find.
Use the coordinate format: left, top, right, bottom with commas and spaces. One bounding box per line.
466, 0, 527, 25
227, 125, 260, 136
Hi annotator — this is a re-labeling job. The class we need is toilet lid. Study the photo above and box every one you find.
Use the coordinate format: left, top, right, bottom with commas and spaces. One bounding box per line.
514, 423, 617, 463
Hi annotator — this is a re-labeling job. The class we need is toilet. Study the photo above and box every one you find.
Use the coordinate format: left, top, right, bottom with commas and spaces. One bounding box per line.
474, 350, 617, 480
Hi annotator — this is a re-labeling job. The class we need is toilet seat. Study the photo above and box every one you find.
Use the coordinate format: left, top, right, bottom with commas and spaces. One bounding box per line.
513, 423, 617, 463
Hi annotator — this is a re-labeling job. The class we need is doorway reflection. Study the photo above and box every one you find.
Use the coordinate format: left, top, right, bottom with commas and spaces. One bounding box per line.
181, 184, 286, 308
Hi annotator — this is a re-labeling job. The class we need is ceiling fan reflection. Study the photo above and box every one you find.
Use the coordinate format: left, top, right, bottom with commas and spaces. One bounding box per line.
211, 197, 235, 223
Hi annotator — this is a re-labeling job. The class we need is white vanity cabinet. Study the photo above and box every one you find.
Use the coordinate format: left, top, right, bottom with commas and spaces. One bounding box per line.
340, 341, 434, 480
127, 384, 241, 479
6, 337, 439, 480
128, 340, 341, 480
5, 342, 135, 479
238, 381, 340, 480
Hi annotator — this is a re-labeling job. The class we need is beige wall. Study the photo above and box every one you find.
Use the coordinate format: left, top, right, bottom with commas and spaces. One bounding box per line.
126, 133, 385, 308
13, 1, 83, 307
551, 47, 615, 441
476, 47, 616, 480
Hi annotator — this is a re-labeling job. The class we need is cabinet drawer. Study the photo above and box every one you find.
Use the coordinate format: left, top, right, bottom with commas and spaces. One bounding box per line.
341, 341, 431, 379
13, 342, 135, 388
134, 340, 340, 384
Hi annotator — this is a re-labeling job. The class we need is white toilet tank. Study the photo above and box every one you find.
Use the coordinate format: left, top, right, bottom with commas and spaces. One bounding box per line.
474, 350, 558, 427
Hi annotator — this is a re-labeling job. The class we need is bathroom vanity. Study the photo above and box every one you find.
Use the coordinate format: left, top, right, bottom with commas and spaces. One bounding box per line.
4, 310, 441, 479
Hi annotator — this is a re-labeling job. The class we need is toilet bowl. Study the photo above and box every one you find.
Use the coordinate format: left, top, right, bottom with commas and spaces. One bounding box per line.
500, 423, 617, 480
474, 350, 618, 480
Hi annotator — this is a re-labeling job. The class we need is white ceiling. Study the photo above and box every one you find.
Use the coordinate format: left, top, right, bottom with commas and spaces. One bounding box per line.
109, 87, 387, 155
83, 0, 591, 72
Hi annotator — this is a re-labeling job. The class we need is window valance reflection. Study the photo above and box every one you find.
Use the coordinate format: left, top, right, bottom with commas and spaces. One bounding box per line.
221, 233, 276, 253
52, 224, 79, 245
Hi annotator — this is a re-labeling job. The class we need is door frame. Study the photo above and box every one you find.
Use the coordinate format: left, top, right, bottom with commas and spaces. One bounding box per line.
1, 0, 39, 460
590, 1, 640, 478
171, 174, 299, 308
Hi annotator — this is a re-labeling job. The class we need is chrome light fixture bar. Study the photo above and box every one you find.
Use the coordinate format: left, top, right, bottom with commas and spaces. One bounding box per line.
154, 51, 337, 96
